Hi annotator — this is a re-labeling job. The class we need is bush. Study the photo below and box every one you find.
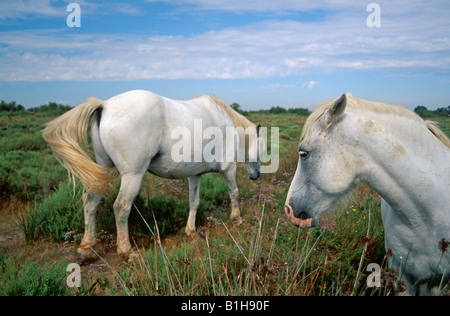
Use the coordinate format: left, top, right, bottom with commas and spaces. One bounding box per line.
0, 151, 41, 199
0, 150, 66, 200
123, 173, 225, 238
20, 181, 85, 243
0, 254, 67, 296
127, 195, 191, 238
0, 132, 46, 153
200, 173, 229, 205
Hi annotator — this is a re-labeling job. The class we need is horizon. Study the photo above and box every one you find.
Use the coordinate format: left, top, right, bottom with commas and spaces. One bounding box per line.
1, 1, 450, 111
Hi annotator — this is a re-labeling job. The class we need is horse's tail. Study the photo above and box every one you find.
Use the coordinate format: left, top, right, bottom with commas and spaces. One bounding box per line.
43, 97, 119, 197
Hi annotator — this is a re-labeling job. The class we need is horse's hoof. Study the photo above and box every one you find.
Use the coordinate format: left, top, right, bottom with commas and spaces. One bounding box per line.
185, 227, 196, 237
126, 250, 142, 263
118, 250, 131, 262
77, 247, 96, 261
232, 216, 243, 225
196, 228, 206, 239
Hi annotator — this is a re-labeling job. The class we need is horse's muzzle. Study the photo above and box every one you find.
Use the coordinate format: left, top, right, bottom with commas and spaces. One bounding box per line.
284, 203, 312, 228
249, 171, 261, 180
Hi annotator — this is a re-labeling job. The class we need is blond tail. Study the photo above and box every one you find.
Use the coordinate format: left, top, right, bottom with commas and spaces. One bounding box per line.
43, 97, 119, 197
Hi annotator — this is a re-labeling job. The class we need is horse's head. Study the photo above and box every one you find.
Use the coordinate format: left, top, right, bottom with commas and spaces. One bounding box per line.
245, 123, 263, 180
285, 93, 358, 227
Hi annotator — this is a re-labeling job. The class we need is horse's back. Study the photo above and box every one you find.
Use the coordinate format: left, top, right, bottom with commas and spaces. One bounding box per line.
102, 90, 164, 117
96, 90, 236, 177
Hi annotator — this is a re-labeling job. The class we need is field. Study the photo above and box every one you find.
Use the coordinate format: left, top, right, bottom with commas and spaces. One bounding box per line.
0, 107, 449, 296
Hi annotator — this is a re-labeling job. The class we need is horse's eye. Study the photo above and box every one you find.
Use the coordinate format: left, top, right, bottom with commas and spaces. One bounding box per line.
299, 150, 309, 159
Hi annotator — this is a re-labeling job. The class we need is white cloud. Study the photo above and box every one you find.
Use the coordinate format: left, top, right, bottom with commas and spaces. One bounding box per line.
0, 1, 449, 82
302, 80, 318, 89
0, 0, 100, 20
0, 0, 141, 21
144, 0, 362, 13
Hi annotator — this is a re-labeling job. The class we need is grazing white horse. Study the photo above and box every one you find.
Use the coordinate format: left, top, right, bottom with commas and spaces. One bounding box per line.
285, 93, 450, 295
43, 90, 262, 260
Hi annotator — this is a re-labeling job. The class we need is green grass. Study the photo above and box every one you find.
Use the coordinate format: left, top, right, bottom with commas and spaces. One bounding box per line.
0, 111, 67, 200
98, 191, 387, 296
0, 108, 449, 296
0, 253, 68, 296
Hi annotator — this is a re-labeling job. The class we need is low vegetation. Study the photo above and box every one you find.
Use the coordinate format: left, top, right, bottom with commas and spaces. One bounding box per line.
0, 100, 448, 296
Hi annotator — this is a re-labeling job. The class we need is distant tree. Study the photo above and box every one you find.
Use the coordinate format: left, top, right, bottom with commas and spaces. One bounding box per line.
287, 107, 311, 116
414, 105, 431, 117
434, 106, 450, 117
414, 105, 449, 118
230, 102, 241, 112
28, 102, 72, 113
0, 100, 25, 112
268, 106, 287, 114
246, 105, 311, 116
230, 102, 248, 116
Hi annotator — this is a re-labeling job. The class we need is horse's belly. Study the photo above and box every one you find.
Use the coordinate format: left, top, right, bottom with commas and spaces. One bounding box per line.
148, 153, 218, 179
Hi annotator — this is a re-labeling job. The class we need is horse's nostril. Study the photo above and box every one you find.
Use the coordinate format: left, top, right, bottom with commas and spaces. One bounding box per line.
299, 212, 309, 220
285, 205, 291, 216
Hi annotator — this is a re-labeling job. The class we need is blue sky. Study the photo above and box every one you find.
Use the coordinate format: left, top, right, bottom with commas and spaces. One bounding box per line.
0, 0, 449, 110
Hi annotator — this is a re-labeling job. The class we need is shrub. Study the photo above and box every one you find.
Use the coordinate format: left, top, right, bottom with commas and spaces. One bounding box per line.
0, 254, 67, 296
127, 194, 192, 238
0, 151, 41, 199
0, 150, 66, 200
200, 173, 229, 204
21, 181, 85, 243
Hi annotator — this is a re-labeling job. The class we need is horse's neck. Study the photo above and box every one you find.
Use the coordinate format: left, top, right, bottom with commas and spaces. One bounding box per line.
357, 114, 450, 225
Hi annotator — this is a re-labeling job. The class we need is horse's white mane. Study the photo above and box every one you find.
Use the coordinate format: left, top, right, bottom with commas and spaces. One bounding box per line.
195, 95, 255, 130
301, 94, 450, 149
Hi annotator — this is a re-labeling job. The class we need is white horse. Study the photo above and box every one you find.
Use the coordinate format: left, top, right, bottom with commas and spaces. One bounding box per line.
285, 93, 450, 295
43, 90, 262, 260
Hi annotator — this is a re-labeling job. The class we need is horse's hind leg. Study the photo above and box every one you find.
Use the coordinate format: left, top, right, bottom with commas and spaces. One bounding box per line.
78, 192, 102, 258
113, 172, 145, 260
78, 116, 114, 259
186, 175, 201, 236
78, 116, 113, 258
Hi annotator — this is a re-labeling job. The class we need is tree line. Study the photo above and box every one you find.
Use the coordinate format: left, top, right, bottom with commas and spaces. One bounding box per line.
1, 99, 449, 118
0, 101, 72, 113
230, 102, 311, 116
414, 105, 450, 118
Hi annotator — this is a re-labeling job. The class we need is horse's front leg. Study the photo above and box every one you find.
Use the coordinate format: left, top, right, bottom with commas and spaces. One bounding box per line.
186, 175, 202, 236
223, 165, 242, 225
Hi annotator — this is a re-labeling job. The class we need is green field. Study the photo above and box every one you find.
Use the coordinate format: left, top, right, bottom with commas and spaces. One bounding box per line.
0, 106, 449, 296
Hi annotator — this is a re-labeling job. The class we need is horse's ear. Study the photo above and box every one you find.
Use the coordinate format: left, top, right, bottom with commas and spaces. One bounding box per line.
324, 93, 347, 127
256, 123, 262, 136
